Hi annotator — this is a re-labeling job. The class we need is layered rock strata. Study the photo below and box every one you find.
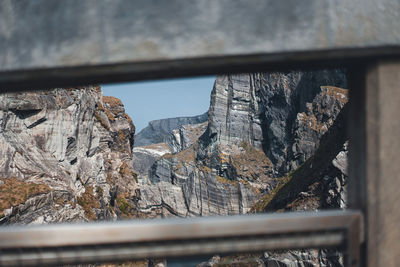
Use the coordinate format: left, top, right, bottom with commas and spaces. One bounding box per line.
0, 86, 138, 224
0, 71, 349, 266
196, 73, 349, 266
135, 70, 348, 222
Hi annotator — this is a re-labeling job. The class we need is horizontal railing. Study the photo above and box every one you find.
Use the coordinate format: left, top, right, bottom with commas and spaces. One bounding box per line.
0, 210, 362, 266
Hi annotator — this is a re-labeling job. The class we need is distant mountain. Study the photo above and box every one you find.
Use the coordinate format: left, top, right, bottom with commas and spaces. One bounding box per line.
134, 113, 208, 147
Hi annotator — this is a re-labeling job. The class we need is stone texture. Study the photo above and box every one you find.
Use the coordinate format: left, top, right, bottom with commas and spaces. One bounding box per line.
206, 75, 263, 148
167, 121, 208, 153
138, 158, 258, 218
0, 70, 349, 266
0, 86, 137, 224
132, 120, 208, 186
133, 71, 349, 267
136, 70, 348, 226
132, 142, 171, 185
134, 112, 208, 147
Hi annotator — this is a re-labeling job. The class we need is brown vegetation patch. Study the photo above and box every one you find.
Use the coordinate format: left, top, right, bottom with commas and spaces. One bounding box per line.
163, 145, 197, 174
181, 122, 208, 143
106, 172, 113, 185
114, 193, 147, 219
200, 165, 212, 173
219, 151, 230, 164
163, 145, 196, 163
320, 86, 348, 104
297, 112, 326, 133
119, 162, 138, 183
118, 130, 126, 140
103, 96, 122, 109
216, 175, 238, 187
77, 186, 101, 221
116, 194, 134, 219
104, 108, 116, 122
250, 174, 292, 213
95, 100, 115, 127
0, 177, 51, 217
231, 142, 273, 183
94, 109, 111, 130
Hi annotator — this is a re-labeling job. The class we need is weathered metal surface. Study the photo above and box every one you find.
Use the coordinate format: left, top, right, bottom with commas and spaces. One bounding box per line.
349, 60, 400, 267
365, 60, 400, 267
0, 210, 361, 266
1, 0, 400, 70
0, 0, 400, 89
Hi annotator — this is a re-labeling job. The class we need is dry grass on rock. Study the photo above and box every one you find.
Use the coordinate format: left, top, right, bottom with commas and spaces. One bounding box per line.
0, 177, 50, 217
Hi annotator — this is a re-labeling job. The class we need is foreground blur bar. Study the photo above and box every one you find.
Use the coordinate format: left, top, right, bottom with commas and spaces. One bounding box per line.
1, 0, 400, 90
0, 210, 361, 266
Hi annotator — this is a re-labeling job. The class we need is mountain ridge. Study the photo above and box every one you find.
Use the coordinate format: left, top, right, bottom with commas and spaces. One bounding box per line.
134, 112, 208, 147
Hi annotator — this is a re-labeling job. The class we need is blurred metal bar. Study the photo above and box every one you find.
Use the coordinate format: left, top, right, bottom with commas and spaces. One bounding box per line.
1, 0, 400, 90
0, 210, 362, 266
0, 232, 344, 267
0, 210, 360, 249
349, 60, 400, 267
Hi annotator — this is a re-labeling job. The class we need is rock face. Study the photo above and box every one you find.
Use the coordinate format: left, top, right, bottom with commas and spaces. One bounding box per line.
132, 142, 172, 185
134, 112, 208, 147
0, 71, 349, 266
134, 70, 348, 223
0, 86, 139, 224
132, 70, 348, 267
197, 71, 347, 175
132, 120, 208, 185
167, 121, 208, 153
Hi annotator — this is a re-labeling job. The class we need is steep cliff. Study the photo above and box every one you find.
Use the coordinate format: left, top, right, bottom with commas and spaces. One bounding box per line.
136, 70, 348, 221
0, 86, 138, 224
0, 72, 348, 266
197, 71, 347, 175
203, 106, 349, 267
196, 72, 348, 267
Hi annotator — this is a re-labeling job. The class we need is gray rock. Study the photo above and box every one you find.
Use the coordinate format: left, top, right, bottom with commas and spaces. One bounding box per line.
167, 121, 207, 153
205, 75, 263, 148
195, 70, 347, 177
139, 168, 257, 218
136, 70, 348, 222
332, 142, 348, 176
1, 70, 349, 265
135, 71, 348, 267
132, 142, 171, 184
0, 86, 137, 223
135, 112, 208, 147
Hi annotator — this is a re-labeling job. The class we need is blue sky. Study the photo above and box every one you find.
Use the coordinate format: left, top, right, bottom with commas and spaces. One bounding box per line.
101, 76, 215, 133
